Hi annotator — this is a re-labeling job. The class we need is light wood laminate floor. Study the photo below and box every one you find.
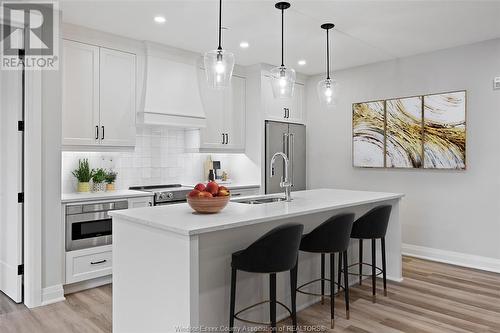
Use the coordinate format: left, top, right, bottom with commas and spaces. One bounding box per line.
1, 257, 499, 332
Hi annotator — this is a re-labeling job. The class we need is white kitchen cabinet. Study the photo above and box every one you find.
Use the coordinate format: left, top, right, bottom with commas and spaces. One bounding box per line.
62, 39, 136, 148
65, 245, 112, 284
197, 71, 246, 152
128, 196, 153, 208
99, 48, 136, 147
263, 75, 305, 124
62, 40, 100, 146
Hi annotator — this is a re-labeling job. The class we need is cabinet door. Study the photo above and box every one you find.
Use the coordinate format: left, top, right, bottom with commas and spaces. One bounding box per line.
287, 83, 304, 123
224, 75, 246, 151
128, 196, 153, 208
198, 68, 226, 150
99, 48, 136, 147
62, 40, 100, 146
263, 75, 289, 121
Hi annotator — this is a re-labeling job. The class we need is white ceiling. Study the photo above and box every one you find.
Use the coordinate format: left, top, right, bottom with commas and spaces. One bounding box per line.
60, 0, 500, 75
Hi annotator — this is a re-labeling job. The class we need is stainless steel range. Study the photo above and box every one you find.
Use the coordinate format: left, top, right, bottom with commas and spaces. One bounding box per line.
129, 184, 192, 205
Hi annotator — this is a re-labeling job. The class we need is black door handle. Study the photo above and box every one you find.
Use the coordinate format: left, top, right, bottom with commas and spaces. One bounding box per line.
222, 133, 225, 144
225, 133, 229, 144
90, 259, 107, 265
95, 126, 99, 140
101, 126, 105, 140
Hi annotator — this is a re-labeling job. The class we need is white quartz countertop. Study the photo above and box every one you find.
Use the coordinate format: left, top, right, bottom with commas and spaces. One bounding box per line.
62, 190, 153, 204
109, 188, 404, 236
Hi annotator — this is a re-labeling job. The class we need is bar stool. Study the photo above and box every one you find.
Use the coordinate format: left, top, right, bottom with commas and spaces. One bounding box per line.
229, 223, 304, 332
296, 213, 355, 328
348, 205, 392, 302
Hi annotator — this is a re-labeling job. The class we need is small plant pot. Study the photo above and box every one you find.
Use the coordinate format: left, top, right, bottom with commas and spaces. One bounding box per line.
106, 183, 115, 192
77, 182, 90, 193
92, 182, 106, 193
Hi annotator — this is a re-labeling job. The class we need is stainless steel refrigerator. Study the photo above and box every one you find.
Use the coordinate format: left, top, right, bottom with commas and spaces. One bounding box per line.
265, 121, 306, 194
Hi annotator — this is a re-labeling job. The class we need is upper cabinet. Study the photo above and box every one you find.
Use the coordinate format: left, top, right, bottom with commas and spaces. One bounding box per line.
194, 69, 246, 153
262, 74, 305, 124
62, 39, 136, 148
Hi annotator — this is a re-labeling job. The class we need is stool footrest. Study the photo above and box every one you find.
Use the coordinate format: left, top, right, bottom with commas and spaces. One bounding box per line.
296, 277, 345, 298
345, 262, 383, 277
233, 300, 292, 326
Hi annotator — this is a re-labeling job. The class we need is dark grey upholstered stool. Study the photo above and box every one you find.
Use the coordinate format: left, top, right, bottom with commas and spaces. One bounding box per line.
348, 205, 392, 303
229, 223, 304, 332
296, 213, 355, 328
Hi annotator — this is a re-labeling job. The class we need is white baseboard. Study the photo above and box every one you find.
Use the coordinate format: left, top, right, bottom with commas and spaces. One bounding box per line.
402, 243, 500, 274
41, 284, 65, 306
64, 275, 112, 295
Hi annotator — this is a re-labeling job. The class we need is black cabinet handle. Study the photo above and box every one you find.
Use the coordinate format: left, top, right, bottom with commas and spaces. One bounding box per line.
222, 133, 225, 144
225, 133, 229, 144
284, 108, 287, 118
95, 126, 99, 140
90, 259, 107, 265
101, 126, 105, 140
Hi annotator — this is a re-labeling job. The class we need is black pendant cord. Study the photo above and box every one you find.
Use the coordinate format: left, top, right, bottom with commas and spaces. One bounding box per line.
326, 28, 330, 80
281, 8, 284, 67
218, 0, 222, 50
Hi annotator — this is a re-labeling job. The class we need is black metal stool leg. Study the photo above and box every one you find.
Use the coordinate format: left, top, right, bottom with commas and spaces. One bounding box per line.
229, 267, 237, 331
343, 251, 350, 319
330, 253, 335, 329
381, 237, 387, 296
270, 273, 277, 330
321, 253, 325, 304
290, 260, 298, 332
337, 252, 342, 294
371, 238, 376, 303
359, 239, 363, 285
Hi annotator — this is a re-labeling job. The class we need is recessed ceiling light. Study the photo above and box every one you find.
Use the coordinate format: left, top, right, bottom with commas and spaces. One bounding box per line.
154, 16, 166, 24
298, 60, 306, 66
239, 41, 249, 49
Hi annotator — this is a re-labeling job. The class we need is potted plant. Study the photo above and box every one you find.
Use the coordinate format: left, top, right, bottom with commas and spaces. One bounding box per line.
105, 170, 117, 191
91, 168, 107, 192
72, 159, 93, 192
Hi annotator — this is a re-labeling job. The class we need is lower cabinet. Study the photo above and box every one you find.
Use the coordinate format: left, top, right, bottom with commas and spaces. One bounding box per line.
65, 245, 112, 284
230, 187, 260, 197
128, 196, 153, 208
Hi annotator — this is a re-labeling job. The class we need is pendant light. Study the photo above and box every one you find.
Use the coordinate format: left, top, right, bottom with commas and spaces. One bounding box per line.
204, 0, 235, 89
270, 2, 296, 99
317, 23, 337, 108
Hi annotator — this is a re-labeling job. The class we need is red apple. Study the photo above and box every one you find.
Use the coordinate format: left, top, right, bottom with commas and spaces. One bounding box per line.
205, 181, 219, 195
217, 189, 230, 197
199, 191, 213, 198
188, 189, 201, 198
194, 183, 206, 192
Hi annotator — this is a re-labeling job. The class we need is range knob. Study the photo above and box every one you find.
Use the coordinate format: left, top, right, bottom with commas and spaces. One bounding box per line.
159, 192, 174, 201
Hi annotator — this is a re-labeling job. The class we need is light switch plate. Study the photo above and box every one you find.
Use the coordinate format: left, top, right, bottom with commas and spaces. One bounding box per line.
494, 77, 500, 90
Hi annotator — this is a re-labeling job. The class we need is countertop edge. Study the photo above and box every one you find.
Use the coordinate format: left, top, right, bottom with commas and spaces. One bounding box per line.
61, 191, 154, 204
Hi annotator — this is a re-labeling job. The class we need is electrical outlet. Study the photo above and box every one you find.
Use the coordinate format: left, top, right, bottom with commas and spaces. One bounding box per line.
494, 77, 500, 90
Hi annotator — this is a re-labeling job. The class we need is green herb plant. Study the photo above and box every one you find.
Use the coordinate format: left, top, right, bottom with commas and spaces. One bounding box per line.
71, 159, 93, 183
105, 170, 117, 184
92, 168, 107, 184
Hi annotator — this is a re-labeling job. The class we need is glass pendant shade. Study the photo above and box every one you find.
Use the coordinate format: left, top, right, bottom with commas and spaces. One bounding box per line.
270, 66, 296, 99
317, 78, 337, 108
204, 49, 235, 89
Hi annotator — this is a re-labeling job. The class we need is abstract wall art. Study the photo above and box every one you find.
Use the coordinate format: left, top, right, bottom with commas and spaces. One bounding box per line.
352, 101, 385, 168
423, 91, 466, 169
385, 97, 423, 168
352, 90, 466, 170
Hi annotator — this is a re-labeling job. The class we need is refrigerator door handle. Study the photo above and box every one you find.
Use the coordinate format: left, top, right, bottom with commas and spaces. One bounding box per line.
289, 133, 294, 187
282, 132, 289, 177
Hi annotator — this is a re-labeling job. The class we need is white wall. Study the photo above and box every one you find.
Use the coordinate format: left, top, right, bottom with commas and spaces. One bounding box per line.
306, 38, 500, 263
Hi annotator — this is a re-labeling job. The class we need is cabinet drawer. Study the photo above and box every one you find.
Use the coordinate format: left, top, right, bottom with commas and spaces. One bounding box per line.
66, 246, 112, 284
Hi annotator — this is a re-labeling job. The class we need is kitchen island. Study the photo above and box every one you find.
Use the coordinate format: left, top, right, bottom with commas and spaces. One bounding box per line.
109, 188, 404, 332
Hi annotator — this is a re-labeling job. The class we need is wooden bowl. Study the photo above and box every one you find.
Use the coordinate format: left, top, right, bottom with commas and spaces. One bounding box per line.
187, 195, 230, 214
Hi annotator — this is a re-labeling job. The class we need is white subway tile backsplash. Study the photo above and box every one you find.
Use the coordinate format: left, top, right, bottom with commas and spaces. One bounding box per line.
62, 127, 259, 194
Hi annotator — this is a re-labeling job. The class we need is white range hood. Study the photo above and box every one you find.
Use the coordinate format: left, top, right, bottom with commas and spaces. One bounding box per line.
139, 43, 206, 128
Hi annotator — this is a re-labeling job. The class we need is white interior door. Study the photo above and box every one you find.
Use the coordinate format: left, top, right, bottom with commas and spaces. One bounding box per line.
0, 60, 24, 303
